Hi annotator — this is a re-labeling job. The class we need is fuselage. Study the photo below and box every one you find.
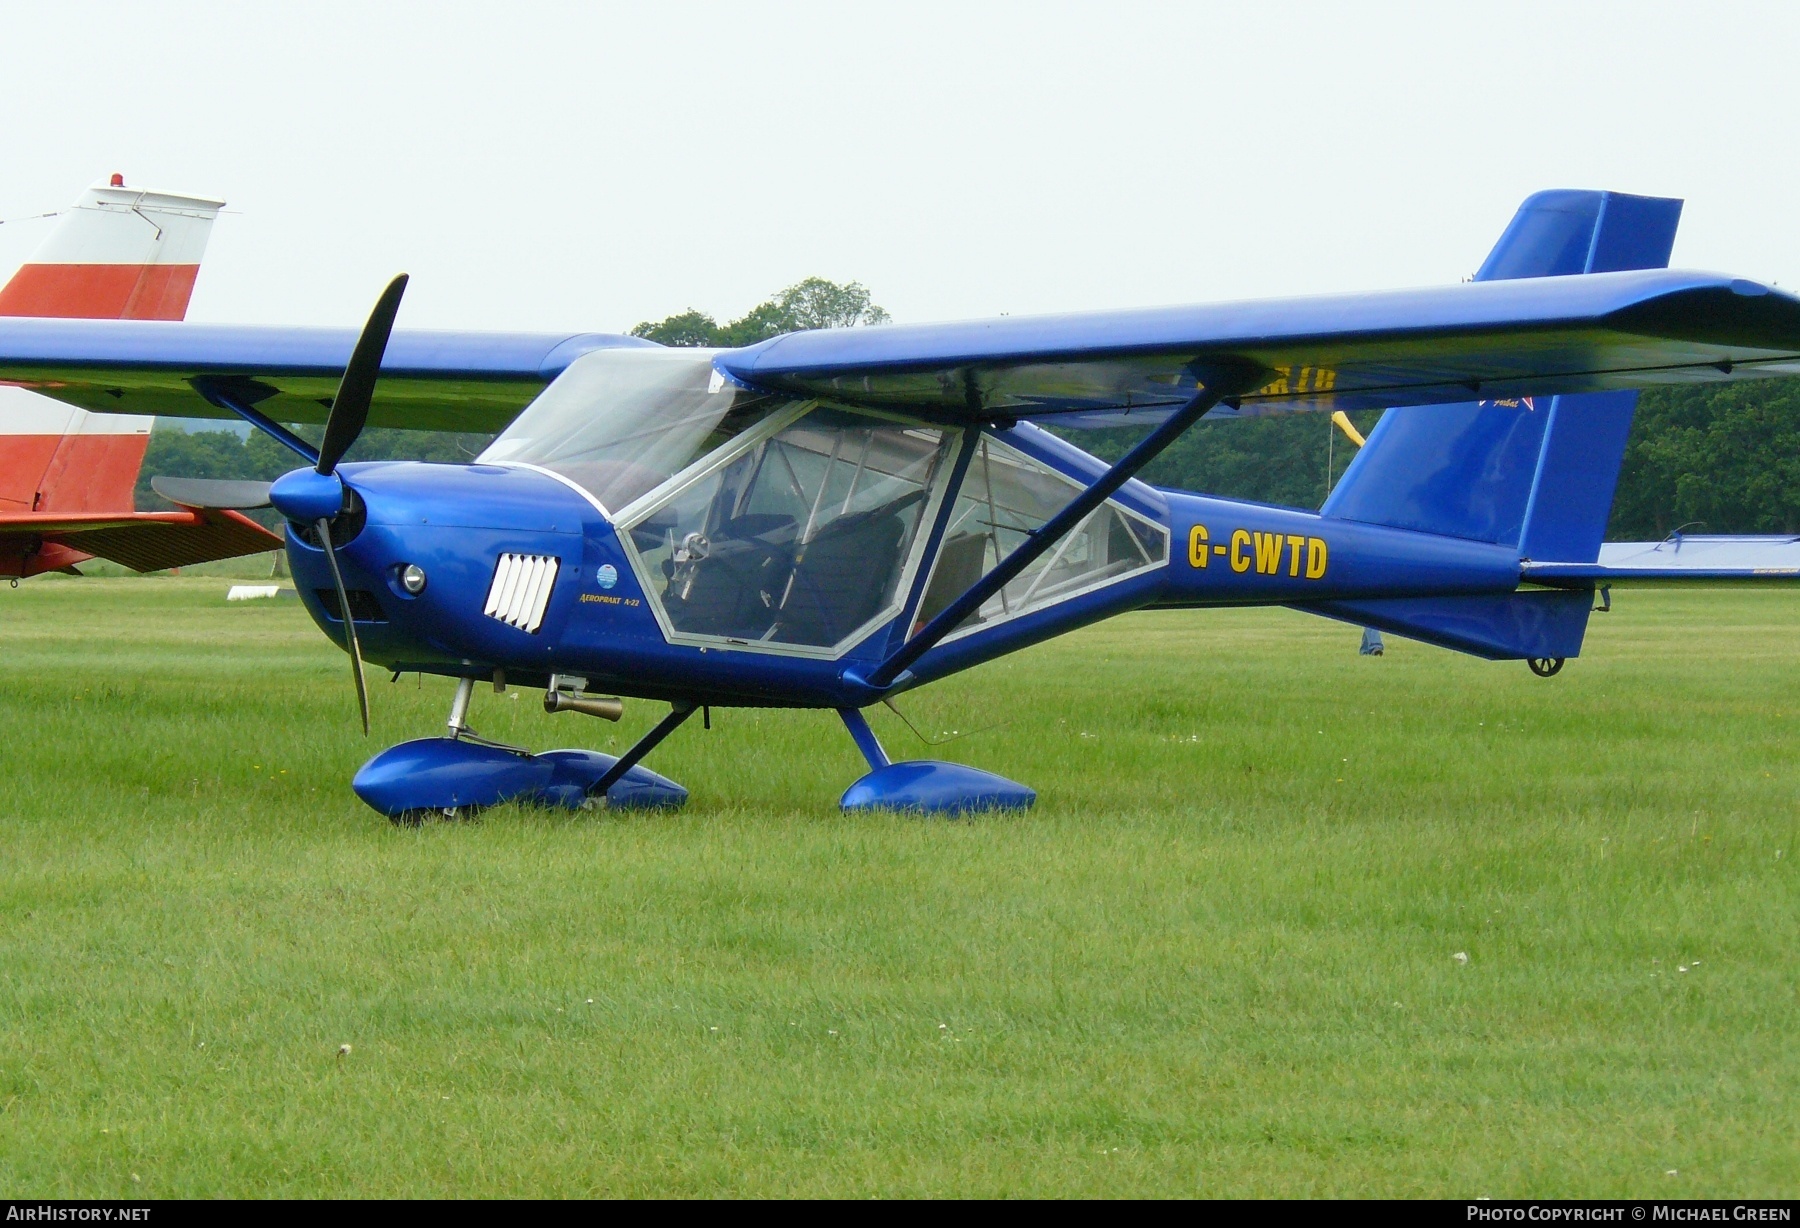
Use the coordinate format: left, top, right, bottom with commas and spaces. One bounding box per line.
282, 420, 1526, 711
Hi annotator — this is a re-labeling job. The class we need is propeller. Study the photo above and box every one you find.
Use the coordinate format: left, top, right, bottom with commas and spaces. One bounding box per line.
317, 274, 407, 477
149, 275, 409, 736
310, 274, 408, 736
319, 503, 371, 735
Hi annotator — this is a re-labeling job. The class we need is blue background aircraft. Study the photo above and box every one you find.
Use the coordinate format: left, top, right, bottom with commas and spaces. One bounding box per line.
5, 189, 1800, 819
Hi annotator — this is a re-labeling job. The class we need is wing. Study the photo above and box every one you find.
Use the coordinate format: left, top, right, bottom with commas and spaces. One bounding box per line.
7, 269, 1800, 434
713, 269, 1800, 425
1525, 536, 1800, 584
0, 321, 650, 434
0, 508, 282, 572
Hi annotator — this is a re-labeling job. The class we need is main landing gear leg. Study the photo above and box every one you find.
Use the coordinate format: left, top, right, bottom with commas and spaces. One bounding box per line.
587, 703, 696, 799
836, 707, 1034, 816
447, 676, 474, 735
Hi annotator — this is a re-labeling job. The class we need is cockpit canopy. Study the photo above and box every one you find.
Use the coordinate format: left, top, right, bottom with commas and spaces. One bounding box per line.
479, 347, 791, 515
481, 346, 1168, 656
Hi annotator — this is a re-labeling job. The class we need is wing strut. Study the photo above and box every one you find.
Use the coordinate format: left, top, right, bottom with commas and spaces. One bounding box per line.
193, 376, 322, 465
862, 362, 1263, 689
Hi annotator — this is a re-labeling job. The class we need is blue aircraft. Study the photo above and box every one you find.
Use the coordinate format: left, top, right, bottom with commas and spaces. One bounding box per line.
4, 189, 1799, 819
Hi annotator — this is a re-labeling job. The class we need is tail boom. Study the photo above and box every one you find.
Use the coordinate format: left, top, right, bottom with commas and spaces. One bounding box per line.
1157, 491, 1519, 606
1152, 491, 1595, 661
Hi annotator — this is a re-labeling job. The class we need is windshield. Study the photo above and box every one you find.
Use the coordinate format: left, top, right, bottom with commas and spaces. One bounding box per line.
478, 346, 799, 512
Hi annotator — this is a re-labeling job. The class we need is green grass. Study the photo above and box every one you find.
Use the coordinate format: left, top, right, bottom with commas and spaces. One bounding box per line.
0, 577, 1793, 1197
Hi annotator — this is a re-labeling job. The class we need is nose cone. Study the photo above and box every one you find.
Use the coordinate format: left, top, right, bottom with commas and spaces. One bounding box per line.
283, 461, 598, 673
269, 467, 348, 522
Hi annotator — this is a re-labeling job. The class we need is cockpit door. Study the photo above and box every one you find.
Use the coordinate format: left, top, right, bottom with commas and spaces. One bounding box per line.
617, 404, 958, 656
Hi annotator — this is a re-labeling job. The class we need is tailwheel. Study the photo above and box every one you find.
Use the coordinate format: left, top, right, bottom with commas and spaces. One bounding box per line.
1527, 657, 1565, 678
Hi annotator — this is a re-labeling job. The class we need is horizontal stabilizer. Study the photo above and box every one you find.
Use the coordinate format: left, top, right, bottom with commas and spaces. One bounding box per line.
0, 508, 281, 572
1297, 590, 1593, 660
1525, 536, 1800, 583
151, 475, 273, 510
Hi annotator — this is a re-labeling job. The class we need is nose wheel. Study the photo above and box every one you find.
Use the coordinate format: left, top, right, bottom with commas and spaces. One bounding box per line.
1528, 657, 1565, 678
390, 805, 479, 828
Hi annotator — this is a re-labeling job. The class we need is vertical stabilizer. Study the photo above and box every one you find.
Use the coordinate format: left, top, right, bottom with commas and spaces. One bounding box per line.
0, 176, 223, 531
1299, 191, 1682, 661
1321, 190, 1681, 563
0, 175, 223, 320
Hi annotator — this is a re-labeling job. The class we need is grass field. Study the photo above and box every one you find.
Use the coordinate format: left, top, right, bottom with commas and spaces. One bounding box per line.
0, 574, 1794, 1197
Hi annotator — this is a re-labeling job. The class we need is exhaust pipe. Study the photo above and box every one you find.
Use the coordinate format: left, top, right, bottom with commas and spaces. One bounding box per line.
544, 690, 624, 721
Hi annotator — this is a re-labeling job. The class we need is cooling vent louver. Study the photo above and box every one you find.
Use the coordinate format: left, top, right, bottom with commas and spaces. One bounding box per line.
484, 553, 560, 633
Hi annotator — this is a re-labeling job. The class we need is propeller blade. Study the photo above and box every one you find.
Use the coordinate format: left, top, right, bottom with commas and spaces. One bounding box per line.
317, 273, 408, 476
151, 476, 273, 510
316, 517, 371, 735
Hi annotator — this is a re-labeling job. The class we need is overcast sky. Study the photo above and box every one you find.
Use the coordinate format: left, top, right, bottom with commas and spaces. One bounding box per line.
3, 1, 1798, 336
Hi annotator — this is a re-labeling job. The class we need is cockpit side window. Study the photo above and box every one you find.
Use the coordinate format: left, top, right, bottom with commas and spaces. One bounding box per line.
620, 405, 955, 652
912, 435, 1168, 638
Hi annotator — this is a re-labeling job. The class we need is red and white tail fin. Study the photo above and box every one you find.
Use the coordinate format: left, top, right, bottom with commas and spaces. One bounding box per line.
0, 173, 223, 320
0, 175, 223, 526
0, 177, 274, 577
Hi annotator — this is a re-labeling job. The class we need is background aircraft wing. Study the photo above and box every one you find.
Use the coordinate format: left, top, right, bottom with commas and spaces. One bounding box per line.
0, 321, 647, 434
713, 269, 1800, 426
0, 508, 281, 572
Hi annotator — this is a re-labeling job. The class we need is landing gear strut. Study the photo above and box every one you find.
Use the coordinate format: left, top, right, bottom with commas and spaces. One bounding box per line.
589, 703, 694, 797
836, 707, 1034, 815
350, 679, 689, 821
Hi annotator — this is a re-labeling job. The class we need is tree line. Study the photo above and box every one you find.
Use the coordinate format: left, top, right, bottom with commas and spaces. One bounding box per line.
140, 277, 1800, 541
627, 277, 890, 348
